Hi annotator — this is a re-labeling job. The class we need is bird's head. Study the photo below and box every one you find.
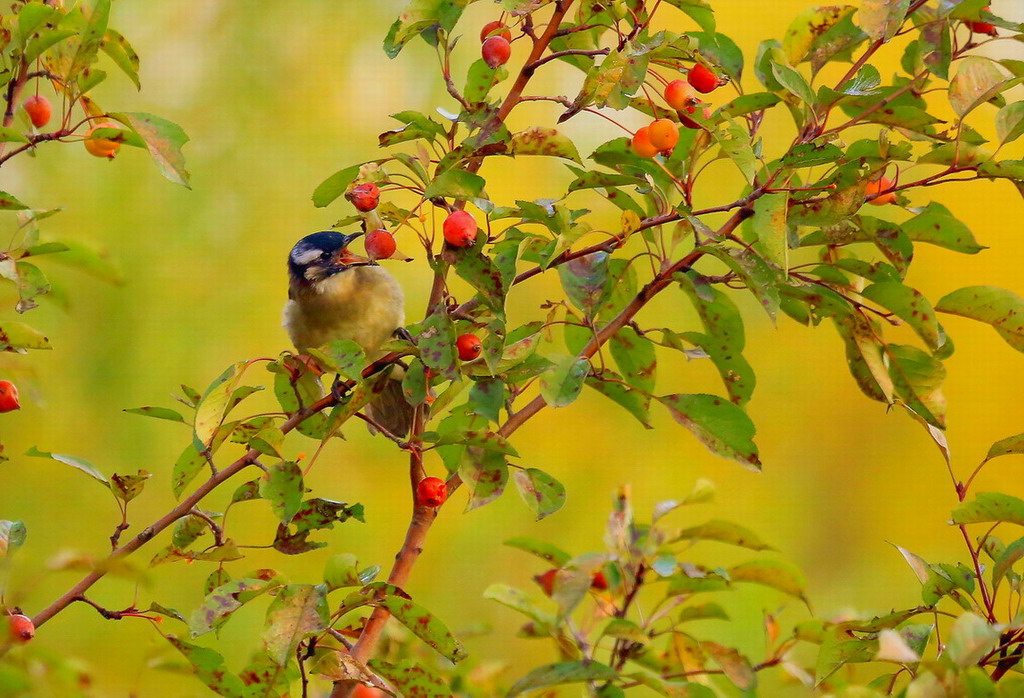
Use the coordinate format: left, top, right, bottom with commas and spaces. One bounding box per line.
287, 231, 370, 286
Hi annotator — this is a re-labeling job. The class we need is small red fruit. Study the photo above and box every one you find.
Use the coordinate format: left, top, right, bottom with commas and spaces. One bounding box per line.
83, 122, 121, 159
482, 36, 511, 68
7, 614, 34, 643
680, 103, 713, 129
536, 569, 558, 597
630, 126, 660, 158
647, 118, 679, 150
347, 182, 380, 212
965, 7, 997, 36
442, 210, 478, 247
865, 176, 896, 205
455, 333, 482, 361
591, 570, 609, 591
23, 95, 51, 128
688, 63, 722, 93
664, 79, 698, 111
416, 476, 448, 508
0, 380, 19, 413
364, 229, 396, 260
353, 685, 386, 698
480, 21, 511, 42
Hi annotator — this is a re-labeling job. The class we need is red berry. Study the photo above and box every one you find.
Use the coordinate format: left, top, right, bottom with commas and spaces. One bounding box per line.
965, 20, 997, 35
442, 210, 477, 247
536, 569, 558, 597
664, 79, 698, 111
688, 63, 721, 93
480, 21, 511, 42
591, 570, 608, 591
455, 333, 482, 361
23, 95, 51, 128
7, 614, 34, 643
416, 477, 448, 508
647, 118, 679, 150
482, 36, 511, 69
0, 380, 20, 413
364, 229, 396, 260
630, 127, 659, 158
353, 685, 386, 698
347, 182, 380, 212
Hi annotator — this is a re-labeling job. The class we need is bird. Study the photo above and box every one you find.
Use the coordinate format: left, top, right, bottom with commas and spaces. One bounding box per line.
283, 230, 413, 437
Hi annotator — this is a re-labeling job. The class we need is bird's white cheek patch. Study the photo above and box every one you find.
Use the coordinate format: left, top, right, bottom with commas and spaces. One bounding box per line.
291, 247, 322, 266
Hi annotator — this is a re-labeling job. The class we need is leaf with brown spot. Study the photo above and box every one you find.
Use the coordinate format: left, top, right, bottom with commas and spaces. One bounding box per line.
377, 594, 467, 663
937, 285, 1024, 354
189, 574, 285, 637
166, 637, 248, 698
370, 658, 451, 697
658, 394, 761, 470
510, 126, 582, 164
262, 583, 328, 666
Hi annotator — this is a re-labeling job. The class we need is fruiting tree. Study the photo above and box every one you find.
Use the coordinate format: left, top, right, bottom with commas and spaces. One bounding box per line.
3, 0, 1024, 696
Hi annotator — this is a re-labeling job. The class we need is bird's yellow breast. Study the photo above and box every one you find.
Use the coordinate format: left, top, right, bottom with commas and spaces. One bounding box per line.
283, 266, 405, 357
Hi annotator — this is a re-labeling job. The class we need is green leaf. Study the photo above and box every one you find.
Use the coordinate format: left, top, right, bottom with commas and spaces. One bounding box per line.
26, 446, 107, 485
903, 202, 986, 254
507, 661, 618, 696
504, 537, 572, 566
771, 61, 816, 105
377, 593, 467, 662
110, 470, 151, 502
750, 192, 788, 273
679, 331, 756, 407
454, 248, 507, 319
66, 0, 110, 83
513, 468, 566, 521
423, 169, 485, 199
949, 56, 1011, 118
511, 127, 582, 163
369, 659, 451, 697
123, 406, 187, 424
540, 355, 590, 408
309, 339, 366, 381
697, 245, 781, 320
312, 164, 360, 208
464, 58, 507, 105
112, 113, 190, 187
0, 191, 29, 211
834, 313, 894, 403
936, 285, 1024, 353
609, 326, 656, 394
0, 520, 27, 558
715, 92, 782, 118
944, 613, 1000, 667
558, 252, 609, 318
952, 492, 1024, 527
788, 179, 868, 227
190, 573, 284, 637
379, 110, 445, 146
271, 357, 328, 439
0, 128, 30, 144
459, 449, 508, 511
585, 372, 653, 427
888, 344, 946, 428
992, 538, 1024, 592
260, 461, 304, 523
713, 120, 758, 183
194, 361, 249, 448
672, 520, 774, 551
383, 0, 468, 58
997, 101, 1024, 145
658, 394, 760, 469
574, 44, 650, 112
857, 0, 910, 41
417, 303, 460, 381
483, 583, 556, 627
274, 498, 364, 554
100, 28, 140, 89
729, 559, 808, 603
166, 637, 247, 698
860, 282, 941, 350
677, 274, 745, 349
987, 432, 1024, 461
262, 583, 328, 666
702, 641, 756, 690
783, 6, 858, 65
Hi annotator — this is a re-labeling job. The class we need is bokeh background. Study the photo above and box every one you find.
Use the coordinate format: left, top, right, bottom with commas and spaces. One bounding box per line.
1, 0, 1022, 695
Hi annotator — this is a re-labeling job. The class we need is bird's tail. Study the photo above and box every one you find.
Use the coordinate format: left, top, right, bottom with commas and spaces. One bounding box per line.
366, 377, 414, 438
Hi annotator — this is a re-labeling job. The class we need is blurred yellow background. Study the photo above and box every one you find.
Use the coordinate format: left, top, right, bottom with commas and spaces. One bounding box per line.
1, 0, 1023, 695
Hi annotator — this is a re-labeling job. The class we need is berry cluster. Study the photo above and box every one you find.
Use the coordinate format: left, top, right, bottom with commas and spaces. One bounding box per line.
630, 64, 726, 159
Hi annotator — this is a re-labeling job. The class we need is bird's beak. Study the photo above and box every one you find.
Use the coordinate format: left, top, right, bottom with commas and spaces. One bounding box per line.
332, 232, 372, 270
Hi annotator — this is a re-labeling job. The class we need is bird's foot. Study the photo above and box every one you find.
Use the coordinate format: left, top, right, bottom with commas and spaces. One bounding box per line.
392, 327, 414, 343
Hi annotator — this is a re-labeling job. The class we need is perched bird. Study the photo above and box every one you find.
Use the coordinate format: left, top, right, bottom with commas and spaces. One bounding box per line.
283, 230, 413, 437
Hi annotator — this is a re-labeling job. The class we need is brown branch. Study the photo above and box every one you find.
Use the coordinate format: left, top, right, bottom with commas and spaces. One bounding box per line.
0, 60, 30, 161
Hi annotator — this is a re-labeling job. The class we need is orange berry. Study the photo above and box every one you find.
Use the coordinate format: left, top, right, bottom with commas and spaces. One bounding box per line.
865, 176, 897, 205
442, 210, 477, 247
688, 63, 721, 93
416, 477, 448, 507
647, 118, 679, 150
23, 95, 51, 128
353, 685, 386, 698
455, 333, 482, 361
630, 127, 659, 158
0, 380, 20, 413
364, 229, 396, 260
84, 122, 121, 159
664, 79, 698, 111
7, 614, 34, 643
482, 36, 511, 68
480, 21, 511, 42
